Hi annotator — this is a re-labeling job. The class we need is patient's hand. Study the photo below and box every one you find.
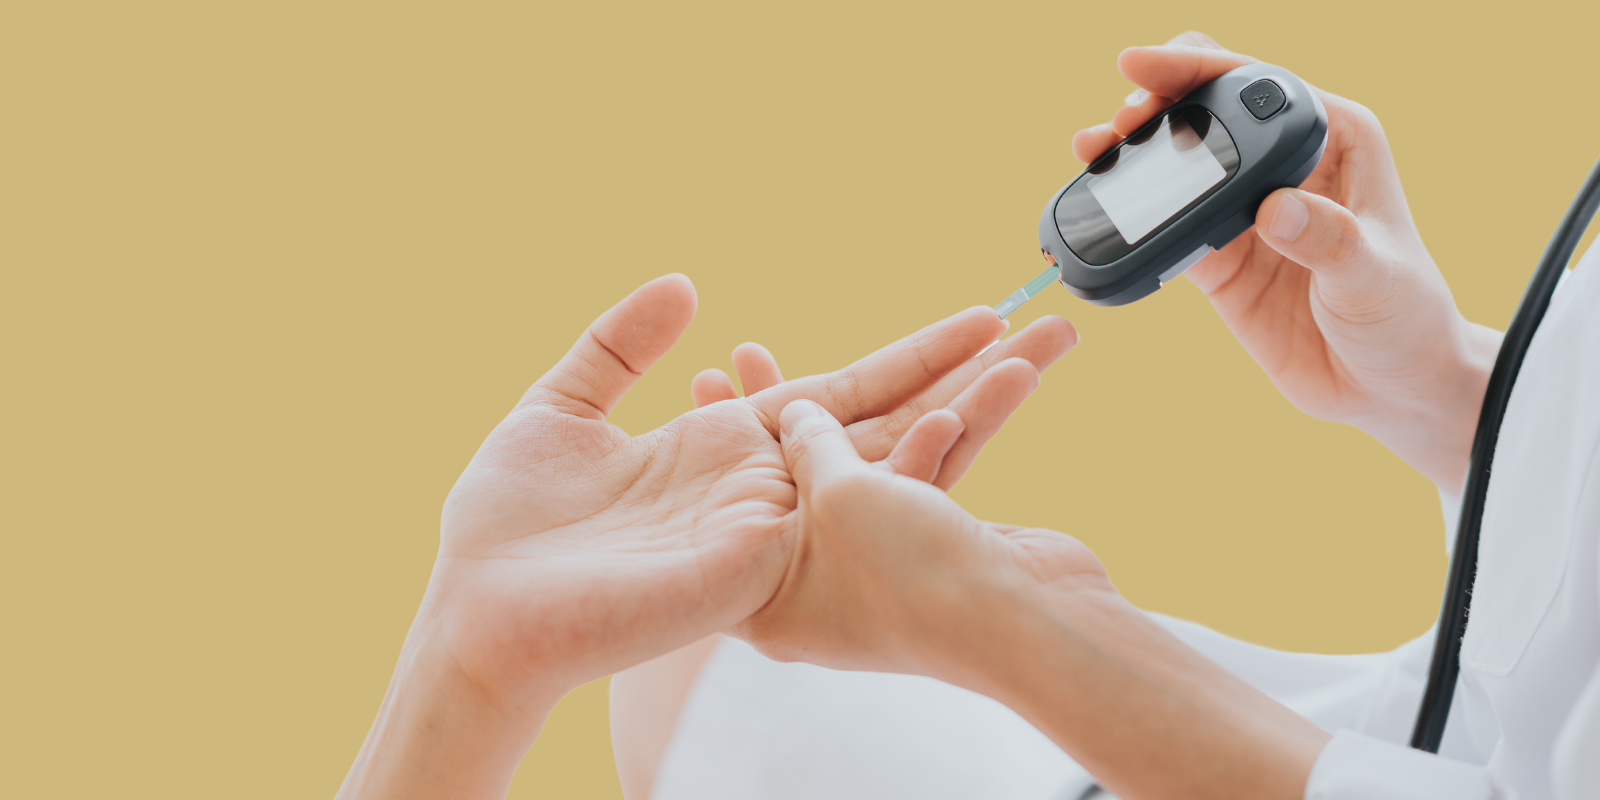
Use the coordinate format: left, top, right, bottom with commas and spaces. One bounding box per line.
338, 274, 1077, 800
1075, 32, 1501, 493
747, 396, 1329, 800
736, 392, 1110, 681
609, 338, 1072, 799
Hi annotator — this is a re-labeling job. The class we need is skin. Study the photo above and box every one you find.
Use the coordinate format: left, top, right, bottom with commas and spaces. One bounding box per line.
336, 273, 1078, 800
751, 399, 1330, 800
1076, 32, 1500, 495
612, 338, 1039, 798
614, 32, 1502, 800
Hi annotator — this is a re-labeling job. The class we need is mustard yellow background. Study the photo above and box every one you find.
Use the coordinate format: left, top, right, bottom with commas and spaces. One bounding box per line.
5, 1, 1599, 797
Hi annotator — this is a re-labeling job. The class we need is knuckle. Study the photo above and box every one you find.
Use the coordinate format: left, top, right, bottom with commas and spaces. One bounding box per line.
1326, 209, 1367, 268
1347, 100, 1386, 137
752, 639, 805, 664
882, 404, 920, 442
826, 370, 868, 422
783, 425, 823, 459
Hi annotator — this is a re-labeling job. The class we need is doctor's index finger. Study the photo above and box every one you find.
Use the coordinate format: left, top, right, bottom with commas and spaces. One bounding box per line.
1117, 42, 1254, 102
1071, 40, 1255, 163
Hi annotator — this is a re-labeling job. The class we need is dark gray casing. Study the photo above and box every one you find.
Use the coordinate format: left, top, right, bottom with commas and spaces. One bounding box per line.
1037, 63, 1328, 306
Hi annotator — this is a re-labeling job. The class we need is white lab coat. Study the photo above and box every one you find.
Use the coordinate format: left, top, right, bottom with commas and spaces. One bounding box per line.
652, 246, 1600, 800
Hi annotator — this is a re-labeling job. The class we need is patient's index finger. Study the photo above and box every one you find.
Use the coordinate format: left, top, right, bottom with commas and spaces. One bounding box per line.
753, 306, 1005, 429
846, 315, 1077, 461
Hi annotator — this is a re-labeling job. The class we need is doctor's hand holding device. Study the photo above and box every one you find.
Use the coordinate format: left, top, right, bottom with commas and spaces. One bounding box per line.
996, 32, 1600, 763
999, 61, 1328, 312
1002, 37, 1503, 501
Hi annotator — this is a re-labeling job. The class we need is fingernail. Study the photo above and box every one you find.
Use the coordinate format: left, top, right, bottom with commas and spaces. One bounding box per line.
1269, 192, 1310, 242
779, 399, 825, 433
1124, 89, 1148, 107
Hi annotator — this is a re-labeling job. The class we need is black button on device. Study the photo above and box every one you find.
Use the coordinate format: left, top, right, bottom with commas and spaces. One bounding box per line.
1240, 79, 1286, 120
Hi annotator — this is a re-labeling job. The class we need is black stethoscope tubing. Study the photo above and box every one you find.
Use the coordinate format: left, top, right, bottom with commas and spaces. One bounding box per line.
1411, 155, 1600, 752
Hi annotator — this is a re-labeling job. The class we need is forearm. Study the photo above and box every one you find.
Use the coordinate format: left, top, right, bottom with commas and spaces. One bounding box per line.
1352, 320, 1501, 497
337, 618, 560, 800
951, 584, 1328, 800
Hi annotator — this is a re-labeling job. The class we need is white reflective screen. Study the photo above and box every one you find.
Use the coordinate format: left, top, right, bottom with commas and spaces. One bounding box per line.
1087, 116, 1225, 245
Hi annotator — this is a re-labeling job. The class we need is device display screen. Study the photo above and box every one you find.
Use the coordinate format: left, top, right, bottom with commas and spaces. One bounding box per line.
1055, 105, 1240, 266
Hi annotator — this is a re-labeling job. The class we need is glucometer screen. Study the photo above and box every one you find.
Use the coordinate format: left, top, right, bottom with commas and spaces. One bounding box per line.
1088, 113, 1226, 243
1055, 105, 1240, 266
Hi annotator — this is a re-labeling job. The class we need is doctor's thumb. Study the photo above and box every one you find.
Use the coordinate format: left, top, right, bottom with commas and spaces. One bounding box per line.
1255, 189, 1378, 280
778, 400, 865, 495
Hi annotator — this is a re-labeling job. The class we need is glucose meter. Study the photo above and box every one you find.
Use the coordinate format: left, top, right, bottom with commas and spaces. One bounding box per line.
997, 63, 1327, 314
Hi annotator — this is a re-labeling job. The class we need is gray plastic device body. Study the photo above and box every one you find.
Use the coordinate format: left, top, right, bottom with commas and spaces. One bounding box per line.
1038, 63, 1328, 306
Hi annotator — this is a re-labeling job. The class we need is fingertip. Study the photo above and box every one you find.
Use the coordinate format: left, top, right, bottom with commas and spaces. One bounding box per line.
931, 357, 1045, 490
691, 368, 737, 407
1115, 45, 1150, 78
1112, 103, 1156, 137
955, 305, 1008, 346
964, 304, 1008, 329
577, 274, 699, 400
732, 341, 785, 396
1115, 43, 1256, 101
1167, 30, 1223, 49
921, 407, 966, 428
976, 307, 1013, 331
1051, 315, 1081, 349
993, 356, 1044, 389
1252, 189, 1364, 274
909, 408, 967, 448
1022, 315, 1081, 366
779, 398, 831, 435
650, 272, 698, 313
1072, 124, 1119, 164
887, 409, 966, 484
620, 274, 699, 347
1257, 188, 1311, 245
732, 341, 770, 360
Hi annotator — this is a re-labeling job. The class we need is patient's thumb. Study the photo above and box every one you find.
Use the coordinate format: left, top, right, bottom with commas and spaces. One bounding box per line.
779, 400, 863, 491
1255, 189, 1375, 279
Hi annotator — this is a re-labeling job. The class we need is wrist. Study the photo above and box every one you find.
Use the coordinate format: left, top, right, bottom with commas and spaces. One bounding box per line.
1353, 318, 1501, 492
903, 563, 1116, 700
939, 579, 1327, 800
939, 579, 1125, 704
337, 604, 564, 800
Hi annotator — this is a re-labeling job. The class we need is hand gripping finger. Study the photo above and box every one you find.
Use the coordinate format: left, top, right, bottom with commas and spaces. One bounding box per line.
779, 400, 866, 497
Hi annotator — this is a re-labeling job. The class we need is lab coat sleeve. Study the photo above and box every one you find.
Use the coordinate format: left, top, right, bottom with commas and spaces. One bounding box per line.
1552, 661, 1600, 799
1309, 662, 1600, 800
1303, 730, 1512, 800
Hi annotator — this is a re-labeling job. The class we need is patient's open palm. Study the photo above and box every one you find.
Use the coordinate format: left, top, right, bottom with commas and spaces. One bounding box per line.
430, 275, 1076, 706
